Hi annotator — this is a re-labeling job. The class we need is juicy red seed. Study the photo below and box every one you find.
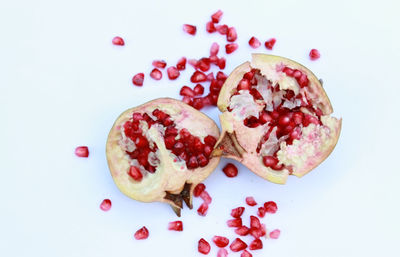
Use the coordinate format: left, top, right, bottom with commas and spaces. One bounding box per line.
198, 238, 211, 255
178, 151, 188, 161
165, 126, 178, 137
182, 96, 193, 105
222, 163, 238, 178
206, 93, 219, 106
210, 79, 223, 93
241, 250, 253, 257
132, 112, 143, 121
264, 201, 278, 213
230, 238, 248, 252
134, 226, 149, 240
187, 156, 199, 169
190, 71, 207, 83
180, 86, 195, 97
283, 67, 294, 76
227, 27, 237, 42
204, 145, 213, 157
197, 202, 209, 216
225, 43, 238, 54
112, 36, 124, 46
298, 73, 309, 88
217, 57, 226, 69
235, 226, 250, 236
227, 218, 242, 227
204, 135, 217, 146
206, 72, 215, 81
246, 197, 257, 206
200, 190, 212, 204
132, 73, 145, 86
212, 236, 229, 248
183, 24, 197, 35
150, 68, 162, 80
192, 97, 205, 110
250, 215, 261, 229
309, 49, 321, 60
249, 239, 263, 250
278, 115, 291, 126
217, 24, 229, 35
164, 135, 176, 149
269, 229, 281, 239
248, 37, 261, 48
257, 207, 266, 218
216, 71, 227, 81
128, 166, 143, 181
259, 111, 273, 124
293, 70, 302, 78
211, 10, 223, 23
75, 146, 89, 157
173, 142, 184, 154
168, 221, 183, 231
176, 57, 187, 70
238, 78, 251, 90
206, 21, 217, 33
197, 154, 209, 167
152, 60, 167, 69
210, 42, 220, 56
217, 248, 228, 257
188, 59, 198, 68
231, 207, 245, 218
100, 199, 112, 211
167, 66, 180, 80
194, 84, 205, 95
198, 58, 211, 72
264, 38, 276, 50
262, 156, 279, 168
194, 183, 206, 197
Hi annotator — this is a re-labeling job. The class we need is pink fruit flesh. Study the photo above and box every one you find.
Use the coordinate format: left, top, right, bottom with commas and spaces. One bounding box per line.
112, 36, 124, 46
309, 49, 321, 60
249, 238, 263, 250
230, 238, 248, 252
183, 24, 197, 35
132, 73, 145, 86
222, 163, 238, 177
264, 201, 278, 213
100, 199, 112, 211
194, 183, 206, 197
246, 197, 257, 206
198, 203, 209, 216
167, 66, 180, 80
75, 146, 89, 157
241, 250, 253, 257
213, 236, 229, 248
227, 218, 242, 227
217, 248, 228, 257
264, 38, 276, 50
231, 207, 245, 218
152, 60, 167, 69
269, 229, 280, 239
211, 10, 223, 23
150, 68, 162, 80
134, 226, 149, 240
235, 226, 250, 236
248, 37, 261, 48
168, 221, 183, 231
225, 43, 238, 54
198, 238, 211, 254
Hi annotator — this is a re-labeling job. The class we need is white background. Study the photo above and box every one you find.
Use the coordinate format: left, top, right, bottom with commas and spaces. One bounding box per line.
1, 0, 399, 256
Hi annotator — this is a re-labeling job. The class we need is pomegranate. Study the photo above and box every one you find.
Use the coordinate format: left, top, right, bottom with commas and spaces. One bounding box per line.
106, 98, 220, 216
213, 54, 341, 184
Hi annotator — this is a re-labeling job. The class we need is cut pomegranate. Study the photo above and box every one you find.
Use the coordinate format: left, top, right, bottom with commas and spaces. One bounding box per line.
134, 226, 149, 240
235, 226, 250, 236
180, 86, 195, 97
249, 238, 263, 250
217, 248, 228, 257
197, 202, 209, 216
150, 68, 162, 80
206, 21, 217, 33
168, 221, 183, 231
227, 218, 242, 228
191, 71, 207, 83
200, 190, 212, 204
264, 38, 276, 50
112, 36, 124, 46
212, 236, 229, 248
248, 37, 261, 48
309, 49, 321, 60
245, 197, 257, 206
152, 60, 167, 69
227, 27, 237, 42
269, 229, 280, 239
217, 25, 229, 35
75, 146, 89, 157
264, 201, 278, 213
194, 84, 205, 95
211, 10, 223, 23
210, 42, 220, 56
241, 250, 252, 257
193, 183, 206, 197
231, 206, 245, 218
198, 238, 211, 255
132, 73, 145, 86
100, 199, 112, 211
222, 163, 238, 178
167, 66, 180, 80
183, 24, 197, 35
257, 207, 266, 218
230, 238, 247, 252
225, 43, 238, 54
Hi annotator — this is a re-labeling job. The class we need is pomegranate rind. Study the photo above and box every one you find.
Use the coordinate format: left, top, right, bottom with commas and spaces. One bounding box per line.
106, 98, 220, 207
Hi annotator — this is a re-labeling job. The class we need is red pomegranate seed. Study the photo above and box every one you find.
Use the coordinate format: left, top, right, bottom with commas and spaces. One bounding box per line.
204, 135, 217, 146
238, 79, 251, 90
217, 248, 228, 257
212, 236, 229, 248
249, 238, 263, 250
210, 42, 220, 56
112, 36, 124, 46
198, 58, 211, 72
152, 60, 167, 69
227, 27, 237, 42
197, 202, 209, 216
75, 146, 89, 157
217, 25, 229, 35
194, 84, 205, 95
264, 201, 278, 213
264, 38, 276, 50
216, 71, 227, 81
182, 96, 193, 105
222, 163, 238, 178
225, 43, 238, 54
167, 66, 180, 80
217, 57, 226, 69
150, 68, 162, 80
197, 154, 209, 167
192, 97, 205, 110
235, 226, 250, 236
180, 86, 195, 97
309, 49, 321, 60
245, 197, 257, 206
231, 207, 245, 218
198, 238, 211, 255
176, 57, 187, 70
206, 72, 215, 81
168, 221, 183, 231
257, 207, 266, 218
100, 199, 111, 211
262, 156, 279, 168
248, 37, 261, 48
227, 218, 242, 228
194, 183, 206, 197
134, 226, 149, 240
132, 73, 144, 86
200, 190, 212, 204
128, 166, 143, 181
191, 71, 207, 83
188, 59, 198, 68
269, 229, 281, 239
211, 10, 223, 23
183, 24, 197, 35
249, 227, 265, 238
206, 21, 217, 33
230, 238, 247, 252
250, 215, 261, 229
241, 250, 252, 257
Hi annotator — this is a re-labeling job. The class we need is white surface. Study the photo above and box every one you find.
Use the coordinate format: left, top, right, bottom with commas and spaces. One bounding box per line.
1, 0, 399, 256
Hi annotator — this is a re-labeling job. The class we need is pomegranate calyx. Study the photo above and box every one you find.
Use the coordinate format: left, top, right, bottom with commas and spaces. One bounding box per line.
164, 182, 193, 217
212, 131, 245, 160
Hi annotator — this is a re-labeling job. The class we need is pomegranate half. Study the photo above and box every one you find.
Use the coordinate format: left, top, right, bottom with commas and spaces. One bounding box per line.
106, 98, 220, 216
214, 54, 341, 184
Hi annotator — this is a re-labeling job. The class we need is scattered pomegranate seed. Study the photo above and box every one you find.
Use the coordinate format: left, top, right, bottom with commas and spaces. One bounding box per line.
198, 58, 211, 72
264, 38, 276, 50
100, 199, 111, 211
200, 190, 212, 204
128, 166, 143, 181
194, 183, 206, 197
150, 68, 162, 80
222, 163, 238, 177
211, 10, 223, 23
217, 25, 229, 35
183, 24, 197, 35
248, 37, 261, 48
212, 236, 229, 248
245, 197, 257, 206
152, 60, 167, 69
112, 36, 124, 46
231, 206, 245, 218
75, 146, 89, 157
217, 57, 226, 69
227, 27, 237, 42
206, 21, 217, 33
132, 73, 144, 86
194, 84, 205, 95
191, 71, 207, 83
249, 238, 263, 250
197, 202, 209, 216
250, 215, 261, 229
227, 218, 242, 228
188, 59, 198, 68
180, 86, 195, 97
309, 49, 321, 60
168, 221, 183, 231
235, 226, 250, 236
192, 98, 205, 110
182, 96, 193, 105
257, 207, 266, 218
167, 66, 180, 80
217, 248, 228, 257
249, 226, 266, 238
134, 226, 149, 240
230, 238, 248, 252
210, 42, 220, 56
176, 57, 187, 70
198, 238, 211, 255
225, 43, 238, 54
264, 201, 278, 213
269, 229, 281, 239
241, 250, 253, 257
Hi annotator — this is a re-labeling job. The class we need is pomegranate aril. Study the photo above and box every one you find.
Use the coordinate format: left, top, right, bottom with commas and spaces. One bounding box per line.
164, 135, 176, 149
249, 238, 263, 250
227, 218, 242, 228
197, 154, 209, 167
211, 10, 223, 23
225, 43, 238, 54
216, 71, 227, 81
200, 190, 212, 204
245, 197, 257, 206
128, 166, 143, 181
180, 86, 195, 97
173, 142, 184, 155
198, 58, 211, 72
210, 79, 223, 93
167, 66, 180, 80
206, 72, 215, 81
204, 135, 217, 147
217, 57, 226, 69
168, 221, 183, 231
194, 84, 205, 95
248, 36, 261, 48
230, 238, 248, 252
263, 156, 279, 168
206, 21, 217, 33
264, 38, 276, 50
165, 126, 178, 137
132, 73, 145, 86
198, 238, 211, 255
112, 36, 124, 46
213, 236, 229, 248
191, 71, 207, 83
194, 183, 206, 197
178, 151, 188, 161
222, 163, 238, 178
152, 60, 167, 69
210, 42, 220, 56
227, 27, 237, 42
217, 24, 229, 35
269, 229, 281, 239
188, 59, 198, 68
187, 156, 199, 169
182, 96, 193, 105
204, 145, 212, 157
309, 49, 321, 60
217, 248, 228, 257
241, 250, 252, 257
183, 24, 197, 35
150, 68, 162, 80
176, 57, 187, 70
192, 97, 205, 110
264, 201, 278, 213
257, 207, 266, 218
298, 73, 309, 88
250, 215, 261, 229
197, 202, 209, 216
249, 226, 266, 238
259, 111, 273, 124
134, 226, 149, 240
231, 207, 245, 218
100, 199, 112, 211
75, 146, 89, 157
235, 226, 250, 236
238, 79, 251, 91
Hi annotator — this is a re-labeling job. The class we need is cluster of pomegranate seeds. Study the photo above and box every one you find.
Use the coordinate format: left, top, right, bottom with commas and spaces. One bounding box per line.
112, 36, 125, 46
309, 49, 321, 60
134, 226, 149, 240
168, 221, 183, 231
75, 146, 89, 157
222, 163, 239, 177
99, 199, 112, 211
193, 183, 213, 216
198, 238, 211, 254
